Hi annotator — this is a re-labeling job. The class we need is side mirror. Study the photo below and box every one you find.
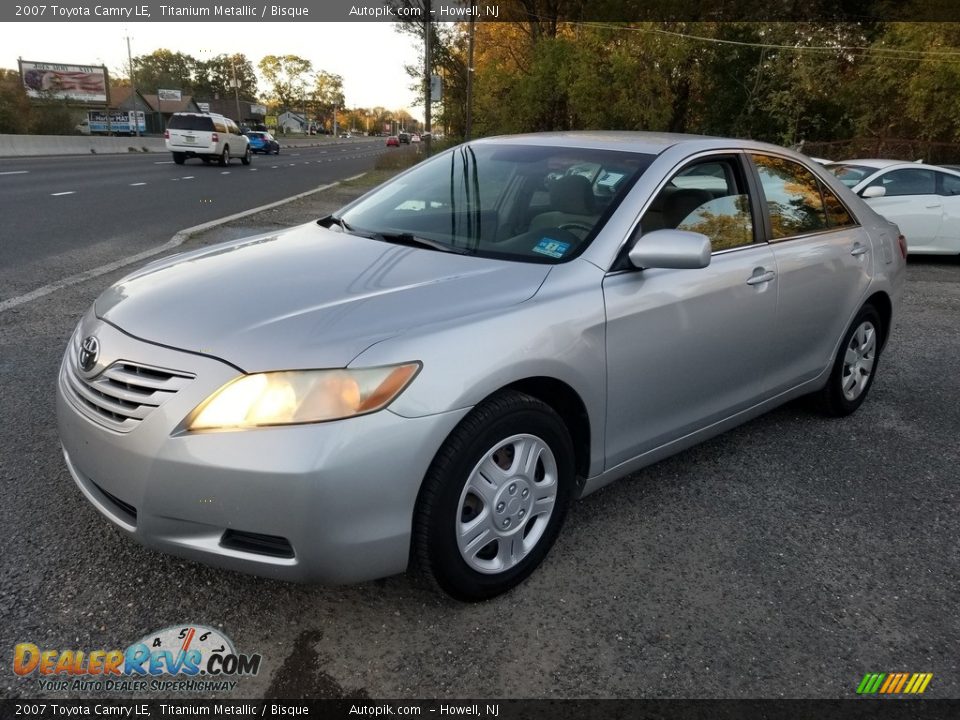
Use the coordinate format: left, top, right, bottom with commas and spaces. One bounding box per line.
628, 229, 711, 270
862, 185, 886, 198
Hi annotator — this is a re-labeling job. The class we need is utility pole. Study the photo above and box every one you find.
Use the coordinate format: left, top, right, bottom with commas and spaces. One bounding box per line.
465, 17, 475, 141
231, 56, 242, 125
424, 0, 431, 154
125, 34, 139, 137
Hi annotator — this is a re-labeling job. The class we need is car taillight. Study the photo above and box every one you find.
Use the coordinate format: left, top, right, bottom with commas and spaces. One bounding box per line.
897, 234, 908, 259
164, 130, 169, 139
211, 133, 219, 143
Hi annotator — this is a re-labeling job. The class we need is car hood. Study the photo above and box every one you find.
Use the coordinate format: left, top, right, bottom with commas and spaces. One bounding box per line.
95, 222, 551, 372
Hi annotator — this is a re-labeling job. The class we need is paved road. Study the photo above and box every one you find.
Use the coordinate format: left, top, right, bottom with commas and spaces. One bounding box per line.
0, 139, 384, 303
0, 171, 957, 701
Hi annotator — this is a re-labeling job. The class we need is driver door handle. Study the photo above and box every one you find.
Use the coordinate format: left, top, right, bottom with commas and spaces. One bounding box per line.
746, 269, 776, 285
851, 243, 869, 257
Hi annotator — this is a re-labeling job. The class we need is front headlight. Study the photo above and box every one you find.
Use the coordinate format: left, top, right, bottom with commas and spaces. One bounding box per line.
186, 363, 420, 430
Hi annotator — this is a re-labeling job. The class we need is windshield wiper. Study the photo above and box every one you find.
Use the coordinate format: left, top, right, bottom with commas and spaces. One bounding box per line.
367, 230, 473, 255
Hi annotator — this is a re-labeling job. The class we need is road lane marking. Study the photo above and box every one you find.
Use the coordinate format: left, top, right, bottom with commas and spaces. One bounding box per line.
130, 182, 147, 186
0, 170, 29, 175
51, 191, 75, 196
182, 176, 194, 180
221, 171, 230, 175
154, 161, 174, 164
0, 181, 341, 313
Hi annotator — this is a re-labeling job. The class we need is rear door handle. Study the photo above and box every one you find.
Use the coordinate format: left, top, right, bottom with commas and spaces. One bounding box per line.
925, 202, 942, 208
851, 243, 869, 257
746, 270, 776, 285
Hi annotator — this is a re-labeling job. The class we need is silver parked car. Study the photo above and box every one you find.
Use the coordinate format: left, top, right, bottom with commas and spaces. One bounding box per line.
57, 132, 906, 600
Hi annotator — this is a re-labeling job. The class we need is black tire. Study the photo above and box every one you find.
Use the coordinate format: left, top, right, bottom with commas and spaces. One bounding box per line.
817, 304, 883, 417
219, 146, 230, 167
172, 152, 186, 165
240, 147, 251, 166
275, 146, 280, 155
413, 391, 575, 601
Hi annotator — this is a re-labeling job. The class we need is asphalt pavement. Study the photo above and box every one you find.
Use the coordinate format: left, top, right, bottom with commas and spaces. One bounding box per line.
0, 177, 958, 700
0, 138, 384, 304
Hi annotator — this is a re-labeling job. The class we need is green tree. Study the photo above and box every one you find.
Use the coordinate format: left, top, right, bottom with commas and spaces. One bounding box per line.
258, 55, 313, 112
194, 53, 258, 100
309, 70, 345, 123
0, 69, 33, 133
133, 49, 198, 94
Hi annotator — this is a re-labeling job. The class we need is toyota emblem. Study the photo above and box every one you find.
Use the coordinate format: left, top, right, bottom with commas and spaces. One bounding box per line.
78, 336, 100, 372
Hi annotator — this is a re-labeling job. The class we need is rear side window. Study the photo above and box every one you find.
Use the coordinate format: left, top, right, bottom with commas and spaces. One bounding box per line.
938, 172, 960, 196
167, 115, 214, 132
821, 184, 855, 228
751, 154, 827, 239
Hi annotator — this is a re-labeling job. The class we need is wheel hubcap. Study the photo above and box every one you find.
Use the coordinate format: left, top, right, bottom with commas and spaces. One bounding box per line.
456, 434, 558, 574
841, 320, 876, 401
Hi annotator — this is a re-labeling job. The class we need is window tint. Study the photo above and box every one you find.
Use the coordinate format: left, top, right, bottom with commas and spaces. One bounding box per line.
826, 163, 874, 188
213, 120, 227, 134
166, 115, 214, 131
939, 172, 960, 196
752, 154, 827, 239
821, 184, 855, 228
641, 157, 754, 251
866, 168, 935, 197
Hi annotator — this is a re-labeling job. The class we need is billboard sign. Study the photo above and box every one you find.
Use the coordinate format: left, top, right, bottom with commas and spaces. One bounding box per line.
19, 60, 107, 102
197, 102, 211, 112
158, 89, 182, 102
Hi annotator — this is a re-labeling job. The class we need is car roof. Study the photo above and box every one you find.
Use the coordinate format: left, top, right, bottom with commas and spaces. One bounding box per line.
828, 159, 960, 175
470, 130, 817, 157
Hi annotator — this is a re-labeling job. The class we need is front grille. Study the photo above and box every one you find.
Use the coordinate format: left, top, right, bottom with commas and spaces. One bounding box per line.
63, 338, 195, 433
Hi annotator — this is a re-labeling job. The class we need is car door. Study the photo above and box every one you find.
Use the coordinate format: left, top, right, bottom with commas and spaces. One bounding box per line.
861, 168, 942, 250
932, 171, 960, 254
602, 153, 778, 468
749, 154, 873, 392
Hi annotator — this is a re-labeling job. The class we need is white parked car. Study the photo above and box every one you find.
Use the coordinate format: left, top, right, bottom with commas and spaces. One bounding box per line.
826, 159, 960, 255
165, 112, 251, 167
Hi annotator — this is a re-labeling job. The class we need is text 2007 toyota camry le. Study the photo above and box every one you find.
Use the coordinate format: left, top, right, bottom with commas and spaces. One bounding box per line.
57, 132, 906, 600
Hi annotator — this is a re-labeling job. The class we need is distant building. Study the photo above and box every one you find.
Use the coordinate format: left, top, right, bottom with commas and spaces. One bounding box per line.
194, 98, 267, 127
277, 112, 307, 134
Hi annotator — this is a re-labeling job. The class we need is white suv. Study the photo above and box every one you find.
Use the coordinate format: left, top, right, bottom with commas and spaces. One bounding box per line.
165, 112, 251, 166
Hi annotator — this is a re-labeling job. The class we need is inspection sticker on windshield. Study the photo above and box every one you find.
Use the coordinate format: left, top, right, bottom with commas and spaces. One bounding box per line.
533, 239, 571, 258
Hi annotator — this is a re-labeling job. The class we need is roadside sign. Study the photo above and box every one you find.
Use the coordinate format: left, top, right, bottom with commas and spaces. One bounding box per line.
430, 74, 442, 103
158, 88, 182, 101
197, 102, 210, 112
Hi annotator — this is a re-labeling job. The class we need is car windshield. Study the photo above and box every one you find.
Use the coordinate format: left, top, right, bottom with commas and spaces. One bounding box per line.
247, 132, 265, 138
826, 164, 876, 187
338, 143, 653, 263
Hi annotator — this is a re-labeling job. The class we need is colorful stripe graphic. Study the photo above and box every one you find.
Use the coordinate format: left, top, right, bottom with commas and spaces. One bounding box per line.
857, 672, 932, 694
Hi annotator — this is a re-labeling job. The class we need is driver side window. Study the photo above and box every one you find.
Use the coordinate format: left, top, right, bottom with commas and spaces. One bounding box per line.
641, 157, 755, 252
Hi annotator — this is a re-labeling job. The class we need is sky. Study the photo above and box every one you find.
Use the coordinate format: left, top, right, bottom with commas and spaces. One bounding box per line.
6, 22, 424, 119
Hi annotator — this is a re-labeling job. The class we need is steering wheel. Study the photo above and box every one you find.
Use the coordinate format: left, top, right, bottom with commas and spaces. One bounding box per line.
558, 222, 593, 238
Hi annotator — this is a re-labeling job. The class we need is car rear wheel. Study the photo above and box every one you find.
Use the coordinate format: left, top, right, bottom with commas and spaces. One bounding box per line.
172, 152, 185, 165
219, 146, 230, 167
241, 147, 251, 165
413, 391, 575, 601
817, 304, 883, 417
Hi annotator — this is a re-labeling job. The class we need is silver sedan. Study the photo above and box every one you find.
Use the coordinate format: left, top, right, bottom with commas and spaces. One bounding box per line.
57, 132, 906, 600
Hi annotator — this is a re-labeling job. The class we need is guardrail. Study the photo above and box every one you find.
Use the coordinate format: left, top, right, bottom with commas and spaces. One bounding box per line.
0, 134, 166, 157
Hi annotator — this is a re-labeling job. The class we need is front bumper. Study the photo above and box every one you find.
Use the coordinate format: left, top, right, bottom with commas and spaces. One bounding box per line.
56, 317, 468, 584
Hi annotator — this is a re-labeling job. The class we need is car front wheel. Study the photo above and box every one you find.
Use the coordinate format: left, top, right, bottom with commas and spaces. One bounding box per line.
413, 391, 575, 601
817, 304, 883, 416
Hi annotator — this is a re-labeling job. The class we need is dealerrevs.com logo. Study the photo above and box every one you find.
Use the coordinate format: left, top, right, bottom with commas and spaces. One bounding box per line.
13, 624, 262, 693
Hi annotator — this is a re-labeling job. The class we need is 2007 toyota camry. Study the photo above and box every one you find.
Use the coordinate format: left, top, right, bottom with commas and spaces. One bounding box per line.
57, 132, 906, 600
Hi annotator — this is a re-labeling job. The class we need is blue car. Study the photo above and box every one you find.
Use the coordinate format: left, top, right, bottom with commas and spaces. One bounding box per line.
245, 131, 280, 155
